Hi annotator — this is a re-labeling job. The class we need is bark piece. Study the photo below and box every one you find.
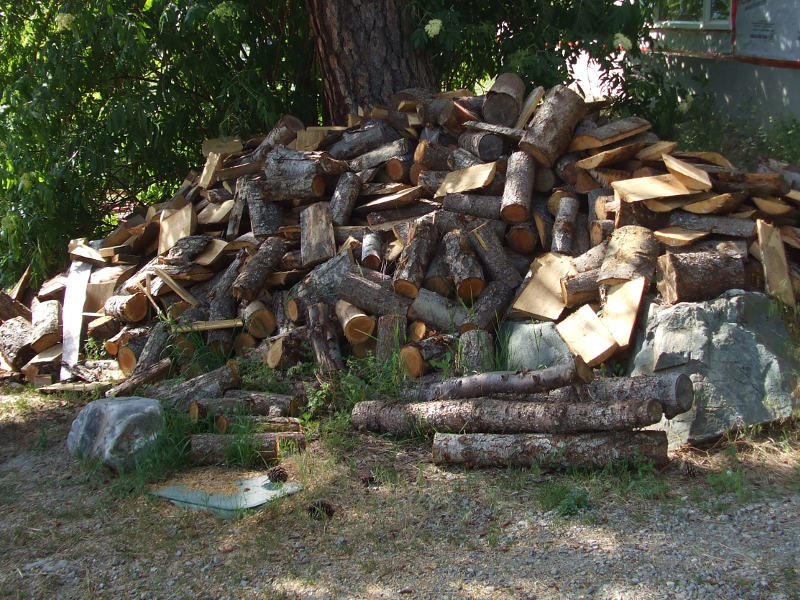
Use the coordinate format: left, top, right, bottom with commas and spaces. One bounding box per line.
337, 268, 413, 317
329, 172, 362, 226
573, 240, 608, 273
335, 300, 376, 344
514, 85, 545, 129
443, 230, 485, 302
551, 196, 580, 254
244, 184, 283, 239
130, 321, 170, 376
29, 299, 61, 353
392, 217, 438, 298
353, 396, 661, 436
105, 357, 172, 398
456, 329, 495, 374
556, 305, 619, 367
482, 73, 525, 126
189, 432, 306, 466
250, 115, 306, 162
560, 268, 600, 308
0, 317, 35, 371
756, 219, 795, 306
597, 225, 660, 286
500, 151, 536, 223
306, 302, 344, 373
520, 85, 586, 167
399, 333, 456, 378
300, 202, 336, 268
431, 431, 668, 469
656, 251, 747, 305
232, 238, 287, 301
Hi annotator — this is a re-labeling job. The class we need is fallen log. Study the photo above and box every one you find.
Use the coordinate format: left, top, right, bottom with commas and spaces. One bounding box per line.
352, 396, 662, 436
189, 391, 300, 418
149, 360, 240, 410
105, 357, 172, 398
189, 432, 306, 466
431, 431, 668, 468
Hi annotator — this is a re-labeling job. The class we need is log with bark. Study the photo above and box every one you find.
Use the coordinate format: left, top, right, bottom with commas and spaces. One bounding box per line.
0, 317, 35, 371
482, 73, 525, 126
128, 321, 170, 378
385, 153, 414, 182
561, 268, 600, 307
236, 181, 282, 239
337, 267, 413, 317
392, 217, 439, 298
461, 281, 515, 333
29, 299, 62, 354
360, 232, 382, 270
116, 335, 149, 376
520, 85, 586, 167
148, 360, 240, 410
551, 195, 580, 254
656, 250, 748, 305
327, 120, 401, 160
456, 329, 495, 374
87, 315, 120, 341
335, 299, 376, 344
300, 202, 336, 268
207, 250, 247, 355
458, 131, 504, 162
104, 293, 148, 323
442, 229, 485, 302
375, 314, 407, 361
265, 326, 312, 370
399, 333, 456, 378
431, 431, 668, 469
349, 138, 412, 172
500, 151, 536, 223
449, 148, 484, 170
105, 357, 172, 398
597, 225, 660, 286
190, 391, 301, 418
414, 140, 452, 171
251, 114, 306, 162
407, 288, 467, 333
467, 222, 523, 287
286, 251, 353, 322
442, 193, 501, 221
306, 302, 345, 373
505, 223, 538, 254
666, 211, 756, 238
189, 432, 306, 466
329, 172, 361, 226
232, 238, 287, 301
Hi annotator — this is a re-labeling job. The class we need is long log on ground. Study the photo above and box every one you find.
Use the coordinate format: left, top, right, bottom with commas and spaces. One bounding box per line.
407, 288, 467, 333
421, 360, 591, 402
442, 193, 501, 220
189, 432, 306, 466
190, 391, 300, 418
467, 221, 523, 287
551, 195, 580, 254
265, 326, 311, 370
105, 357, 172, 398
0, 289, 32, 323
393, 217, 438, 298
443, 230, 485, 302
399, 333, 456, 378
286, 252, 353, 322
306, 302, 344, 373
149, 360, 240, 411
221, 416, 302, 434
597, 225, 660, 286
232, 238, 286, 301
352, 395, 662, 436
460, 281, 515, 333
337, 268, 413, 317
656, 250, 748, 305
29, 299, 61, 353
482, 73, 525, 126
500, 151, 536, 223
0, 317, 35, 371
456, 329, 495, 374
431, 431, 669, 469
458, 131, 504, 162
104, 293, 148, 323
520, 85, 586, 167
329, 172, 361, 226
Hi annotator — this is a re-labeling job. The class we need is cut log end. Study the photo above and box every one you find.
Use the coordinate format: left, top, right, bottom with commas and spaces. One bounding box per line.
499, 204, 529, 224
343, 314, 376, 344
393, 279, 420, 299
399, 346, 425, 378
456, 279, 486, 302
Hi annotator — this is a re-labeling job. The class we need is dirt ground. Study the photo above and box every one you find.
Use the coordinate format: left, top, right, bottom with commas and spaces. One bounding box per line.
1, 385, 800, 600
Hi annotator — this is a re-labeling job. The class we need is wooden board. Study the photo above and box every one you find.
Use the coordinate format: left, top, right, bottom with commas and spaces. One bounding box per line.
195, 239, 229, 267
511, 253, 575, 321
355, 186, 423, 214
653, 227, 710, 247
60, 259, 93, 381
600, 277, 646, 349
198, 151, 224, 188
159, 202, 197, 255
568, 117, 651, 152
756, 219, 795, 307
434, 162, 497, 198
662, 154, 713, 191
611, 174, 694, 204
556, 305, 619, 367
636, 140, 678, 162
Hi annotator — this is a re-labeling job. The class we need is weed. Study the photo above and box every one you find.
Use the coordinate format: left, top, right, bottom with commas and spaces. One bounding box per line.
706, 466, 753, 502
374, 465, 401, 486
33, 427, 49, 452
82, 336, 108, 360
430, 350, 456, 381
236, 357, 290, 394
536, 481, 589, 516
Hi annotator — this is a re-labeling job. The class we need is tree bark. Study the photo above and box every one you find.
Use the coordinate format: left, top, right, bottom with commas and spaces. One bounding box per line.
431, 431, 668, 469
105, 357, 172, 398
666, 211, 756, 238
442, 230, 485, 302
0, 317, 35, 371
29, 299, 61, 354
456, 329, 495, 374
399, 333, 456, 377
520, 85, 586, 167
306, 0, 438, 125
306, 302, 345, 373
286, 252, 353, 321
191, 391, 300, 418
500, 151, 536, 223
104, 294, 148, 323
327, 120, 400, 160
207, 250, 247, 355
656, 250, 747, 305
149, 360, 240, 411
300, 202, 336, 268
393, 217, 439, 298
598, 225, 660, 286
551, 196, 580, 254
329, 172, 362, 226
407, 288, 467, 332
360, 232, 383, 271
337, 268, 413, 317
460, 280, 515, 333
442, 193, 501, 221
467, 222, 523, 287
561, 268, 600, 308
458, 131, 504, 162
265, 326, 312, 370
232, 238, 287, 301
422, 249, 454, 297
482, 73, 525, 126
375, 314, 407, 361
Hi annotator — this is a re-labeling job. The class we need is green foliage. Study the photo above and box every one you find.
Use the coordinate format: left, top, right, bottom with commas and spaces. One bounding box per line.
236, 357, 291, 394
536, 480, 589, 517
0, 0, 319, 286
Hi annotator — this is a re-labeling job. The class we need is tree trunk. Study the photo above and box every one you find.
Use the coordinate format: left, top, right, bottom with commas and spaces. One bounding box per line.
189, 432, 306, 466
306, 0, 438, 125
431, 431, 668, 468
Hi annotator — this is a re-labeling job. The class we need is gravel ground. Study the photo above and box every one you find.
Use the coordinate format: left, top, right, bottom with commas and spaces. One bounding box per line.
1, 388, 799, 600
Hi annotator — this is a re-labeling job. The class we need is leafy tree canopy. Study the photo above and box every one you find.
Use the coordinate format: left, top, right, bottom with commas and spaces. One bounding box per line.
0, 0, 647, 286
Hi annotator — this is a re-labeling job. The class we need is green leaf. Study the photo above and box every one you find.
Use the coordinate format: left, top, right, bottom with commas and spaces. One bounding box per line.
143, 0, 154, 11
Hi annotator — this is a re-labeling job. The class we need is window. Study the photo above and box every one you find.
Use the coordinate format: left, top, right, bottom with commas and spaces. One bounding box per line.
655, 0, 732, 28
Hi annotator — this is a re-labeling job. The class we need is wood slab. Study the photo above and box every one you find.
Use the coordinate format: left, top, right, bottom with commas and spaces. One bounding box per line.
568, 117, 651, 152
434, 162, 498, 198
197, 199, 235, 225
60, 259, 93, 381
662, 154, 713, 191
556, 305, 619, 367
514, 86, 545, 129
511, 253, 575, 321
600, 277, 646, 349
611, 174, 695, 204
159, 202, 197, 255
636, 141, 678, 162
575, 142, 647, 170
653, 227, 710, 247
355, 186, 423, 214
756, 219, 795, 307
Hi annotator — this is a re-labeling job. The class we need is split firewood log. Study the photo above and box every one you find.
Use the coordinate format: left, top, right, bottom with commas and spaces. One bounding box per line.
442, 230, 485, 302
286, 251, 353, 322
104, 293, 148, 323
392, 217, 438, 298
597, 225, 660, 286
29, 299, 61, 354
335, 300, 376, 344
467, 221, 523, 287
656, 250, 748, 305
337, 267, 413, 317
306, 302, 344, 373
328, 120, 401, 160
482, 73, 525, 126
265, 326, 312, 370
520, 85, 586, 167
0, 317, 35, 371
232, 238, 286, 301
500, 151, 536, 223
329, 172, 361, 226
460, 281, 515, 333
431, 431, 668, 469
551, 195, 580, 254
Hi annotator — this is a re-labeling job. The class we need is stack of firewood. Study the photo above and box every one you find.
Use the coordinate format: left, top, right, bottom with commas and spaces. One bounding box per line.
1, 72, 798, 466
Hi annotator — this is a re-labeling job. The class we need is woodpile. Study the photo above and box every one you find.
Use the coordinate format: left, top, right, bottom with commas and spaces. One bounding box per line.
2, 73, 799, 469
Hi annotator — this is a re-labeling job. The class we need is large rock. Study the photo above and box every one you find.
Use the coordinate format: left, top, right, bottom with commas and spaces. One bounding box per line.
67, 397, 164, 471
630, 290, 798, 446
502, 320, 573, 370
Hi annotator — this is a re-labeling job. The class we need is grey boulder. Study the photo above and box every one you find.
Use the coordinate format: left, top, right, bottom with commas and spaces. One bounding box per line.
67, 397, 164, 471
630, 290, 798, 446
502, 320, 573, 371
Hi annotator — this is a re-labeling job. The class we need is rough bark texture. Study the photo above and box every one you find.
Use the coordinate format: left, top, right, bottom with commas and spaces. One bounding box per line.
456, 329, 495, 374
520, 85, 586, 167
431, 431, 668, 468
360, 232, 383, 271
300, 202, 336, 268
286, 252, 353, 321
327, 120, 400, 160
193, 391, 300, 418
422, 250, 453, 297
442, 230, 485, 302
29, 299, 61, 353
656, 251, 747, 305
500, 151, 536, 223
149, 360, 240, 411
414, 141, 452, 171
399, 333, 456, 378
467, 222, 523, 287
232, 238, 287, 301
449, 148, 484, 170
666, 211, 757, 238
573, 240, 608, 273
104, 294, 148, 323
189, 432, 306, 466
460, 281, 515, 333
352, 396, 662, 436
306, 302, 345, 373
337, 268, 413, 317
0, 317, 35, 371
407, 288, 467, 333
598, 225, 660, 286
442, 193, 502, 221
561, 268, 600, 307
306, 0, 438, 125
458, 131, 504, 162
482, 73, 525, 127
393, 217, 439, 298
265, 327, 312, 370
329, 172, 362, 226
376, 314, 407, 361
105, 357, 172, 398
129, 321, 170, 378
207, 250, 247, 354
551, 196, 580, 254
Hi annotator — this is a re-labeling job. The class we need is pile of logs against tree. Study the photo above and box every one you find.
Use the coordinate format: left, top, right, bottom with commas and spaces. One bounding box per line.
2, 72, 798, 468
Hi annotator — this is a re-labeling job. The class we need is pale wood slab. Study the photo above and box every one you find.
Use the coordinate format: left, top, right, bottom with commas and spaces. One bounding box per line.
511, 253, 575, 321
434, 162, 497, 198
514, 86, 545, 129
575, 141, 647, 170
159, 202, 197, 255
756, 219, 795, 307
355, 186, 423, 214
662, 153, 713, 191
198, 151, 224, 188
601, 277, 646, 349
195, 239, 229, 267
60, 259, 93, 381
672, 151, 733, 168
556, 305, 619, 367
636, 140, 678, 162
201, 138, 242, 157
568, 117, 651, 152
753, 196, 793, 216
682, 192, 745, 214
653, 227, 710, 247
611, 174, 694, 204
197, 199, 235, 225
